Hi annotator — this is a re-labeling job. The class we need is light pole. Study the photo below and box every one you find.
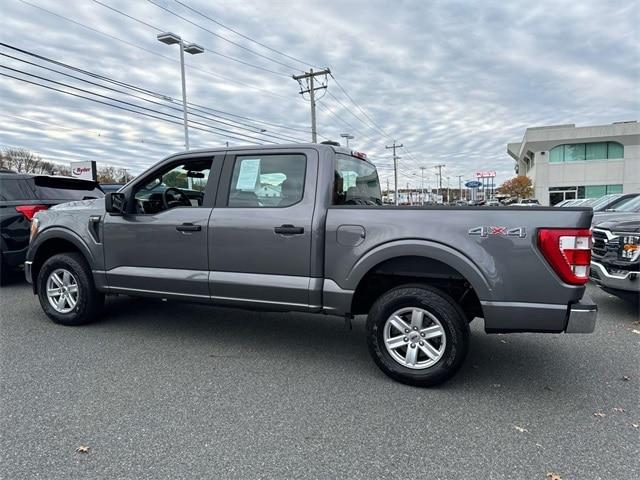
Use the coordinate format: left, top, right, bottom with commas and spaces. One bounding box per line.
340, 133, 354, 147
157, 32, 204, 151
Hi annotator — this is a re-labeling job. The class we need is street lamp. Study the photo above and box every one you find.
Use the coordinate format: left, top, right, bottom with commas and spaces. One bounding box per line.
340, 133, 354, 147
157, 32, 204, 150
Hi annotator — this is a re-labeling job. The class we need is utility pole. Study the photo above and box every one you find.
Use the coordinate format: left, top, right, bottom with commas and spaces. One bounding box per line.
293, 68, 331, 143
446, 176, 450, 203
386, 141, 403, 205
457, 175, 464, 201
420, 167, 426, 205
434, 164, 445, 203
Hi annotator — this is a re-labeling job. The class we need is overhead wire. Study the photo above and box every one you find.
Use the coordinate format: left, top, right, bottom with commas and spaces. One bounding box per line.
173, 0, 319, 70
0, 42, 311, 137
144, 0, 302, 72
17, 0, 293, 102
0, 70, 267, 144
91, 0, 293, 77
0, 50, 306, 143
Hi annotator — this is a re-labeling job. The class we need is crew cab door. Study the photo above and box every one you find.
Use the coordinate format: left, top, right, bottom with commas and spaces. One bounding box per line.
209, 148, 318, 310
102, 155, 220, 300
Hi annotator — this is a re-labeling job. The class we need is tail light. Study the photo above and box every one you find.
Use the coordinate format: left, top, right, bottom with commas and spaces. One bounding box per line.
538, 228, 592, 285
15, 204, 48, 221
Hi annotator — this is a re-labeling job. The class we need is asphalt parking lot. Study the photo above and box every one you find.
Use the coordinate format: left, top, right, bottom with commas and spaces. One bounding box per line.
1, 278, 638, 480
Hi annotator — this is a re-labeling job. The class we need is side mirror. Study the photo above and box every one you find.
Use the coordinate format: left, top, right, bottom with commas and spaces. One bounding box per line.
105, 192, 126, 214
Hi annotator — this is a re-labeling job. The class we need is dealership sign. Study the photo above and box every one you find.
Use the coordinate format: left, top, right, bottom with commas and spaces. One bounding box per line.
465, 180, 482, 188
476, 171, 496, 178
70, 161, 97, 181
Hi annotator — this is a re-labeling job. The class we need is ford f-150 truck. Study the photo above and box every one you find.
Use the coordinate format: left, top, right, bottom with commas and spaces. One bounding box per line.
25, 144, 597, 386
590, 218, 640, 301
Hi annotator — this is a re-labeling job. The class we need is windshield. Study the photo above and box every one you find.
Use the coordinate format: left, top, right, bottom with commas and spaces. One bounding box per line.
614, 195, 640, 212
333, 154, 382, 206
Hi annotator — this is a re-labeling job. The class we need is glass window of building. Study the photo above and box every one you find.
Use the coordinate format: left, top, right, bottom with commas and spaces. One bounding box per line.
607, 142, 624, 158
549, 142, 624, 162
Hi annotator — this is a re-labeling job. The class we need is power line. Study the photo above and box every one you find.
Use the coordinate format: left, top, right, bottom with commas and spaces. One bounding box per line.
0, 64, 278, 144
0, 113, 181, 148
91, 0, 292, 77
17, 0, 293, 102
173, 0, 319, 70
0, 70, 267, 145
144, 0, 302, 72
0, 42, 309, 141
2, 54, 304, 143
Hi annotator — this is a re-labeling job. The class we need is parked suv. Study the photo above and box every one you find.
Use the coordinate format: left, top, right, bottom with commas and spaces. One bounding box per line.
25, 144, 597, 386
0, 172, 103, 281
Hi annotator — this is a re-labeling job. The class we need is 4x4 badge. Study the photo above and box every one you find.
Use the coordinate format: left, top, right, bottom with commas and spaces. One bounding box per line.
469, 226, 527, 238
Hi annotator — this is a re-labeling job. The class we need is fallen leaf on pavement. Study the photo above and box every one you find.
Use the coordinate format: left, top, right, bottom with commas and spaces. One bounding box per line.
621, 375, 631, 381
514, 425, 528, 433
76, 445, 90, 454
547, 473, 562, 480
613, 407, 625, 413
632, 329, 640, 335
500, 339, 507, 344
632, 424, 639, 429
594, 412, 606, 418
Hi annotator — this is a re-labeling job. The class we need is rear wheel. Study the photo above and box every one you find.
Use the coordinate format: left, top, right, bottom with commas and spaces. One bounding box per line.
366, 285, 469, 387
37, 253, 104, 325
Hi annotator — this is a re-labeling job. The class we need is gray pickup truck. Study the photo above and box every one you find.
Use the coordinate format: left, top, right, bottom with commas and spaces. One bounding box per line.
25, 144, 597, 386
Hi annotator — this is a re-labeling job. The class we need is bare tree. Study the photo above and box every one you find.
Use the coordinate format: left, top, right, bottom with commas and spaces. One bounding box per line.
0, 147, 69, 175
97, 166, 130, 184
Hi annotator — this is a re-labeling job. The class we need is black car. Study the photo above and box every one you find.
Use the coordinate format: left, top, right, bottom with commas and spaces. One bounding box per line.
590, 217, 640, 302
0, 172, 104, 282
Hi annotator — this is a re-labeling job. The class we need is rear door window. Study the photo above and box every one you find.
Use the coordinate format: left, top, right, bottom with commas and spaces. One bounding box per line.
33, 176, 104, 201
228, 154, 306, 207
0, 177, 36, 201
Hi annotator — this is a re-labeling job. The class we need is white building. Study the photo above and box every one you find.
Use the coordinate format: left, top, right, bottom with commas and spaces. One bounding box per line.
507, 121, 640, 205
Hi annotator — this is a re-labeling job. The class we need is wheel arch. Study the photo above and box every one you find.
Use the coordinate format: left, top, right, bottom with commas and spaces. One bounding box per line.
346, 240, 492, 317
29, 228, 95, 294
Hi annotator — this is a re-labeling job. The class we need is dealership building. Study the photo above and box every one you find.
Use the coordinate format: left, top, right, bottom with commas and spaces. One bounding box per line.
507, 121, 639, 205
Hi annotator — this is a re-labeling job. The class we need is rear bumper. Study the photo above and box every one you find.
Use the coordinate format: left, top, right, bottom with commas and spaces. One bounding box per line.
565, 294, 597, 333
482, 292, 597, 334
590, 261, 640, 293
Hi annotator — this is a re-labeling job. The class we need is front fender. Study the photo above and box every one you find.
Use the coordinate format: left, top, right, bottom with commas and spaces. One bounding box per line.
27, 227, 99, 294
343, 239, 493, 300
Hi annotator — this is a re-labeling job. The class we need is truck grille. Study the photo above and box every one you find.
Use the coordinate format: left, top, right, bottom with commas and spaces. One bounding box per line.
591, 229, 617, 258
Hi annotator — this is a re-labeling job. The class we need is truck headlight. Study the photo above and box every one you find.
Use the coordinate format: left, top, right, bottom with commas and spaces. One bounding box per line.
619, 234, 640, 261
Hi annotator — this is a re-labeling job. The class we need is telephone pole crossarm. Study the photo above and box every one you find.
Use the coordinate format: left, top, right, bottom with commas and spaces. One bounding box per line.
292, 68, 331, 143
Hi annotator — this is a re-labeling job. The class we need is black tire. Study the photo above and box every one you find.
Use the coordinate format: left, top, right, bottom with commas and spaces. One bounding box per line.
366, 284, 470, 387
37, 252, 104, 325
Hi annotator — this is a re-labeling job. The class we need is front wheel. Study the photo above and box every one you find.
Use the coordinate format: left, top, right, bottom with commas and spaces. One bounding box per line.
366, 285, 470, 387
37, 252, 104, 325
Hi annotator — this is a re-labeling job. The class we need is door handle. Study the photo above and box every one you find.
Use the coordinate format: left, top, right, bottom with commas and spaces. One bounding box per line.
274, 224, 304, 235
176, 223, 202, 232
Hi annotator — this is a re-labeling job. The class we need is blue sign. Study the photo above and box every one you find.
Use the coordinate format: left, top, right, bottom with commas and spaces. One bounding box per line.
465, 180, 482, 188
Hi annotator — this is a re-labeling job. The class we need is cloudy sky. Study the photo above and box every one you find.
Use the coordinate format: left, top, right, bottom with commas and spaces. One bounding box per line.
1, 0, 638, 187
